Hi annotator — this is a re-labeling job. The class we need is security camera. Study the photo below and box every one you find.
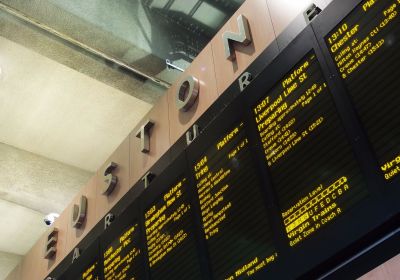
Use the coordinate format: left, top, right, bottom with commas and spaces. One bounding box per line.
44, 213, 60, 226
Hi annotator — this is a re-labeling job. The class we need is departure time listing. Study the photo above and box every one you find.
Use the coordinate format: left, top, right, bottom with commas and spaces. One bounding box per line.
253, 52, 368, 247
326, 0, 400, 181
144, 177, 202, 280
193, 122, 277, 279
103, 224, 143, 280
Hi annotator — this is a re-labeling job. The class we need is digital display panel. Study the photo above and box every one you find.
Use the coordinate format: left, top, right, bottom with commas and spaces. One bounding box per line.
193, 122, 277, 279
102, 223, 145, 280
252, 52, 368, 247
326, 0, 400, 181
144, 177, 203, 280
81, 260, 99, 280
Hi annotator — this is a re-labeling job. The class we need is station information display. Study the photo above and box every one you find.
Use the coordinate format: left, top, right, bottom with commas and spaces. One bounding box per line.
81, 261, 99, 280
252, 52, 368, 247
102, 223, 145, 280
326, 0, 400, 181
144, 177, 203, 280
46, 3, 400, 280
192, 122, 277, 279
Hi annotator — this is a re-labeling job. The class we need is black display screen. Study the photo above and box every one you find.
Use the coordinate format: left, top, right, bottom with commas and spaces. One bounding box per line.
81, 260, 99, 280
192, 122, 277, 279
143, 177, 203, 280
102, 222, 145, 280
326, 0, 400, 181
252, 52, 368, 246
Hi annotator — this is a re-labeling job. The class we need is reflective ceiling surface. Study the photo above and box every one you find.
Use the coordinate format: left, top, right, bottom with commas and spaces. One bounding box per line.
0, 0, 245, 88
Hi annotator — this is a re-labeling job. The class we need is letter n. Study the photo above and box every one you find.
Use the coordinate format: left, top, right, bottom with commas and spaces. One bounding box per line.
222, 15, 252, 61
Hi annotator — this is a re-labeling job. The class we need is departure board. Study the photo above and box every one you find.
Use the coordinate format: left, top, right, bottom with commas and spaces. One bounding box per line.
144, 177, 202, 280
193, 122, 277, 280
81, 260, 99, 280
326, 0, 400, 181
102, 223, 145, 280
252, 52, 368, 247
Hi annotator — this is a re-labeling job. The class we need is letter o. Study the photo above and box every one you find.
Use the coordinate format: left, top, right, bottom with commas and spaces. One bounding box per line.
175, 76, 199, 112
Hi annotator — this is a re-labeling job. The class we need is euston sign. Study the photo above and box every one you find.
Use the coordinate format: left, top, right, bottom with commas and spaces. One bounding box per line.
43, 13, 255, 265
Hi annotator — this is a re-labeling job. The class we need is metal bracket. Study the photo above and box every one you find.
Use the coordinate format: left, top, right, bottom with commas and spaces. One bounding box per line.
166, 59, 184, 72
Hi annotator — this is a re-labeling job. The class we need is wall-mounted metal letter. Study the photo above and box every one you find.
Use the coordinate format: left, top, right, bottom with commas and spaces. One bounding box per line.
222, 14, 252, 61
104, 213, 115, 229
71, 196, 87, 228
175, 76, 199, 112
142, 171, 155, 189
186, 124, 200, 146
303, 4, 321, 24
102, 162, 118, 196
44, 227, 58, 259
72, 248, 80, 263
238, 72, 253, 92
136, 120, 154, 153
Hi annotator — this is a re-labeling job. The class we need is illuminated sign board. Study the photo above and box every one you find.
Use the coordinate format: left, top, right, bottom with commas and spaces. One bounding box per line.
188, 104, 279, 279
143, 169, 204, 280
251, 52, 368, 247
46, 1, 400, 279
102, 223, 145, 280
326, 0, 400, 181
81, 261, 99, 280
62, 238, 101, 280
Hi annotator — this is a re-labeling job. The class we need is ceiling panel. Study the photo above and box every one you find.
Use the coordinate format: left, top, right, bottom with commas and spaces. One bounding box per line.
0, 36, 152, 172
0, 142, 91, 215
0, 252, 21, 280
0, 199, 46, 255
0, 0, 245, 83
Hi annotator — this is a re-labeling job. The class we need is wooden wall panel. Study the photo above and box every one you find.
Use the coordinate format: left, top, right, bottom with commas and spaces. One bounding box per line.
168, 44, 219, 144
267, 0, 328, 37
4, 263, 21, 280
129, 95, 170, 186
45, 210, 69, 274
66, 176, 97, 251
358, 254, 400, 280
20, 235, 46, 280
211, 0, 276, 94
95, 136, 130, 220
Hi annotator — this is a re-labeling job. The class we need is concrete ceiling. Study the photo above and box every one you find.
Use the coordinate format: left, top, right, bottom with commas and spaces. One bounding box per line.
0, 142, 91, 215
0, 3, 168, 104
0, 142, 92, 278
0, 36, 152, 171
0, 23, 153, 278
0, 252, 22, 280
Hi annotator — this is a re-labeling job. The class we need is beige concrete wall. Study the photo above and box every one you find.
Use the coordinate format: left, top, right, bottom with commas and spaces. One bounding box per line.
358, 254, 400, 280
